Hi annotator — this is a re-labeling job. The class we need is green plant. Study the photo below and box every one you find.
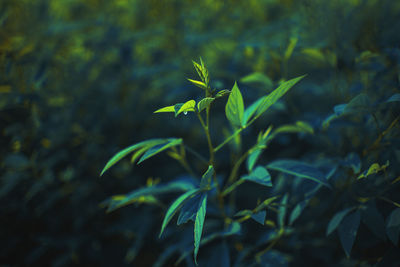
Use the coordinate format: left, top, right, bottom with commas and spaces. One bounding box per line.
100, 58, 314, 265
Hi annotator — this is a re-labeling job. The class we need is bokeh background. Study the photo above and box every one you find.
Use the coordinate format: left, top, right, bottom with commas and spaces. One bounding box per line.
1, 0, 400, 266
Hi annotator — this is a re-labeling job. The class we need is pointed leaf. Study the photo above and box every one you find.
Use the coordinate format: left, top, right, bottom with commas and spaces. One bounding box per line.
197, 97, 214, 112
241, 166, 272, 187
289, 199, 308, 225
194, 193, 208, 264
178, 193, 203, 225
387, 93, 400, 103
154, 105, 176, 113
138, 138, 182, 164
176, 100, 196, 116
326, 207, 354, 236
215, 89, 230, 98
254, 196, 279, 213
159, 189, 199, 237
200, 165, 214, 190
338, 210, 361, 257
278, 194, 288, 228
100, 139, 167, 176
254, 75, 306, 119
267, 159, 331, 188
240, 72, 273, 88
243, 97, 264, 126
187, 78, 207, 90
251, 211, 266, 225
225, 82, 244, 128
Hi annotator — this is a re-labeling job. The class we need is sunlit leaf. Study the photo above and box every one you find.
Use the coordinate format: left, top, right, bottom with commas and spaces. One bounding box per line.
338, 210, 361, 257
187, 78, 207, 90
215, 89, 230, 98
197, 97, 214, 112
154, 105, 175, 113
225, 82, 244, 128
159, 189, 199, 238
358, 160, 389, 179
176, 100, 196, 116
267, 159, 331, 188
326, 207, 354, 236
194, 193, 208, 265
240, 72, 273, 88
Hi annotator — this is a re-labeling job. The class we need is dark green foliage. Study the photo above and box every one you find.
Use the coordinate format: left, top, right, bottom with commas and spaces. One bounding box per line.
2, 0, 400, 266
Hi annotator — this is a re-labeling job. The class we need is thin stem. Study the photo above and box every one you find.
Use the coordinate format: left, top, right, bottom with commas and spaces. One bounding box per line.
184, 145, 208, 165
214, 128, 243, 153
222, 179, 245, 197
196, 112, 215, 165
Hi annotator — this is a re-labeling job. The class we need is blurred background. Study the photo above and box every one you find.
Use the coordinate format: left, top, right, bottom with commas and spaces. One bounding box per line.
1, 0, 400, 266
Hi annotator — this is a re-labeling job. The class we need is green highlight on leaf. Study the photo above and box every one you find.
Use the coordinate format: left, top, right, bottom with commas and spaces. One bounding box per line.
187, 78, 207, 90
225, 81, 244, 128
241, 166, 272, 187
200, 165, 214, 190
154, 105, 175, 113
101, 138, 181, 176
159, 189, 199, 238
194, 193, 207, 265
358, 160, 389, 179
137, 138, 183, 164
176, 100, 196, 116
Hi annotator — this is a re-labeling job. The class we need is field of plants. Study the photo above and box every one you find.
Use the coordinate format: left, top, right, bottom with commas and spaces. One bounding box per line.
1, 0, 399, 266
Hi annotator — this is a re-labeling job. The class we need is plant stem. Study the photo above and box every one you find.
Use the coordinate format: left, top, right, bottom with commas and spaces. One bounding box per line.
184, 145, 208, 165
214, 128, 243, 152
197, 112, 215, 165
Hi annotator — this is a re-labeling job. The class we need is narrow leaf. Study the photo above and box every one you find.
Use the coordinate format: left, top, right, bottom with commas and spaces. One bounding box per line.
289, 199, 308, 225
386, 208, 400, 245
187, 78, 207, 90
338, 210, 361, 258
278, 194, 288, 228
154, 106, 175, 113
100, 139, 167, 176
254, 75, 306, 119
159, 189, 199, 238
267, 159, 331, 188
177, 193, 203, 225
225, 82, 244, 128
326, 207, 354, 236
194, 193, 208, 265
138, 138, 182, 164
215, 89, 230, 98
197, 97, 214, 112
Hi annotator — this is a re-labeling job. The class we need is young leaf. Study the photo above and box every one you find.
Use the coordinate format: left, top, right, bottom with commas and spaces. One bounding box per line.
326, 207, 354, 236
159, 189, 199, 238
267, 159, 331, 188
272, 121, 314, 136
176, 100, 196, 116
357, 160, 389, 179
194, 193, 208, 265
254, 196, 279, 213
100, 139, 168, 176
338, 210, 361, 258
225, 82, 244, 128
386, 208, 400, 245
197, 97, 214, 113
215, 89, 230, 98
187, 78, 207, 90
200, 165, 214, 190
137, 138, 183, 164
154, 106, 175, 113
241, 166, 272, 187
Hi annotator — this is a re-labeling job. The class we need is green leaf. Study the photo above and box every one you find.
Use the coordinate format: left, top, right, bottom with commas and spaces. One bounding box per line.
240, 72, 273, 88
187, 78, 207, 90
215, 89, 230, 98
245, 75, 306, 125
251, 211, 267, 225
194, 193, 208, 265
104, 179, 196, 212
159, 189, 199, 238
273, 121, 314, 136
200, 165, 214, 190
254, 196, 279, 213
289, 199, 308, 225
386, 208, 400, 245
154, 105, 176, 113
267, 159, 331, 188
326, 207, 354, 236
177, 193, 203, 225
357, 160, 389, 179
100, 139, 168, 176
137, 138, 183, 164
243, 97, 264, 126
197, 97, 214, 112
241, 166, 272, 187
176, 100, 196, 116
225, 82, 244, 128
338, 210, 361, 257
